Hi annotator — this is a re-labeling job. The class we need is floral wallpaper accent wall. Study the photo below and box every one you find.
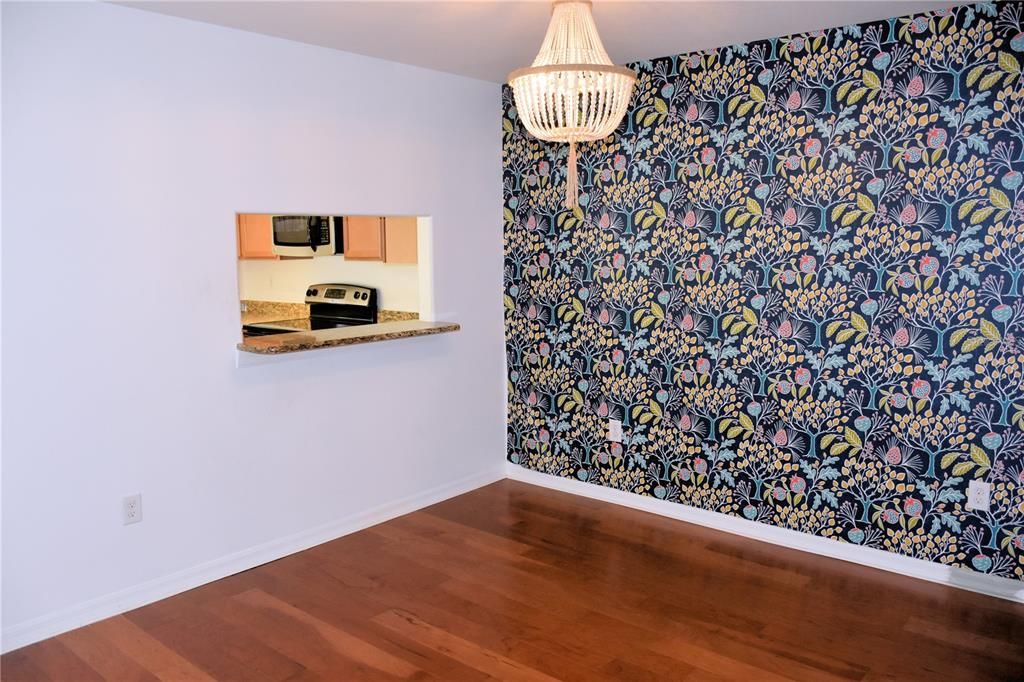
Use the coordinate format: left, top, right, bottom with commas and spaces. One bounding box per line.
503, 2, 1024, 580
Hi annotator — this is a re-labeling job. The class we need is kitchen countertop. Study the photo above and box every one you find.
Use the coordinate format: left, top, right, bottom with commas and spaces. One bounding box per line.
237, 319, 460, 354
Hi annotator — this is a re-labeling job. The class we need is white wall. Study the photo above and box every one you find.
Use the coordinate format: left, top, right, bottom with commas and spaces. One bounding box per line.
237, 255, 420, 312
1, 1, 505, 647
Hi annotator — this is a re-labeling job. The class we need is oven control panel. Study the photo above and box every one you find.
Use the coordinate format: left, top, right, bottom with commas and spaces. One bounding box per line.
305, 283, 374, 306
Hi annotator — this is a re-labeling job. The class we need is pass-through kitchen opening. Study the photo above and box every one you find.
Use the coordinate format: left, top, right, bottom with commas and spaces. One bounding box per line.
235, 213, 438, 348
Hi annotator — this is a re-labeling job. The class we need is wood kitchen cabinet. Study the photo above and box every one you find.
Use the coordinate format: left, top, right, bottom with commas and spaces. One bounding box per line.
343, 216, 385, 261
383, 216, 418, 264
236, 214, 277, 260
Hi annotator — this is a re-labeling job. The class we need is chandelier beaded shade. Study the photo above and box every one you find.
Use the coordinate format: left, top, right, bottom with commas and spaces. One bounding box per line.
508, 0, 636, 209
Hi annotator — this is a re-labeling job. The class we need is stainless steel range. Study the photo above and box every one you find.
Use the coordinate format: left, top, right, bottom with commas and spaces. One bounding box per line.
242, 283, 378, 337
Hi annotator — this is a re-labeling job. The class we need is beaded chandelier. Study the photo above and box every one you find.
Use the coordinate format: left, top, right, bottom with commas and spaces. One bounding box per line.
508, 0, 636, 209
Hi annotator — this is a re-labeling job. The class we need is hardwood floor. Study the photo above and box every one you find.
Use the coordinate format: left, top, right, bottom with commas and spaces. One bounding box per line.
4, 479, 1023, 681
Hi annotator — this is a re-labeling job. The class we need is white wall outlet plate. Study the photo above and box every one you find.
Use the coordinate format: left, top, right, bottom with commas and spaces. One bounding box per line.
607, 418, 622, 443
122, 494, 143, 525
966, 480, 991, 512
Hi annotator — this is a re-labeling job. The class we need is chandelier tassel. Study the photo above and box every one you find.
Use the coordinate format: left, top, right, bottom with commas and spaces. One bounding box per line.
566, 141, 579, 210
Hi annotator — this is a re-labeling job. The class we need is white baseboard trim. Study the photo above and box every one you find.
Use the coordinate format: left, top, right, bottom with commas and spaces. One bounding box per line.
7, 462, 1020, 654
505, 462, 1024, 604
1, 466, 506, 654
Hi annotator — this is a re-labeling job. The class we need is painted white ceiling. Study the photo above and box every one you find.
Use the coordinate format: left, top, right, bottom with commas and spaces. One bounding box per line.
119, 1, 963, 83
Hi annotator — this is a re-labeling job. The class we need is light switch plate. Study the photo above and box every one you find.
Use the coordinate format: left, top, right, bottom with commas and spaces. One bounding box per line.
966, 480, 990, 512
607, 418, 622, 443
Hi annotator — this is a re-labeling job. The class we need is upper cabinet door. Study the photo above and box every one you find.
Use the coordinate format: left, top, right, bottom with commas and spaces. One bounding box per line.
237, 214, 277, 260
344, 216, 385, 261
383, 217, 418, 264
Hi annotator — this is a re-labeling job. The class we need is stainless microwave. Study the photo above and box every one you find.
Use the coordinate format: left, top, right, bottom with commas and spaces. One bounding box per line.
271, 215, 343, 257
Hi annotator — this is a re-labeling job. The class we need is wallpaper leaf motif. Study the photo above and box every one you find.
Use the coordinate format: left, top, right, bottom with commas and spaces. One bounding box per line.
503, 2, 1024, 580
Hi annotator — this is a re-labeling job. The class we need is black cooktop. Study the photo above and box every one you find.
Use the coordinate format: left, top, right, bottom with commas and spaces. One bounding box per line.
242, 283, 379, 339
242, 317, 372, 338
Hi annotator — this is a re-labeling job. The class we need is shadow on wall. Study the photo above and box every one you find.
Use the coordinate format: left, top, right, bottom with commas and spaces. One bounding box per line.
503, 2, 1024, 581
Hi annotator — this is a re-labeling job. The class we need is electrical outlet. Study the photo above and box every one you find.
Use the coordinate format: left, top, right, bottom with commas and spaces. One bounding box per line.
966, 480, 990, 512
607, 418, 622, 443
122, 494, 143, 525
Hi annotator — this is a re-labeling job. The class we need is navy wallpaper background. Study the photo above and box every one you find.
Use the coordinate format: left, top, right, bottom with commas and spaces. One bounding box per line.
503, 2, 1024, 579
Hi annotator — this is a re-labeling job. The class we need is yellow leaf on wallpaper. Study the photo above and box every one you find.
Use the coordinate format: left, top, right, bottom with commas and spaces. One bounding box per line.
990, 187, 1011, 210
655, 98, 668, 114
836, 329, 857, 343
962, 336, 986, 352
971, 207, 995, 224
743, 307, 758, 325
967, 64, 987, 87
952, 462, 975, 477
863, 70, 881, 89
979, 72, 1003, 91
970, 445, 991, 467
851, 312, 869, 333
959, 199, 977, 219
746, 198, 762, 216
848, 87, 867, 104
999, 51, 1021, 74
950, 328, 970, 347
652, 202, 667, 219
980, 319, 1001, 342
856, 193, 875, 213
750, 84, 766, 103
650, 400, 663, 418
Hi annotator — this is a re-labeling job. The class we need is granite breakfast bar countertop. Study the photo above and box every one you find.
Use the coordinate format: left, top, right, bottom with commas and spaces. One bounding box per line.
237, 319, 461, 354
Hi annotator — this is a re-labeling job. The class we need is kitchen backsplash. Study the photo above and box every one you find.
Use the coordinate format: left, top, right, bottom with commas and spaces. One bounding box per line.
240, 300, 309, 324
503, 2, 1024, 580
